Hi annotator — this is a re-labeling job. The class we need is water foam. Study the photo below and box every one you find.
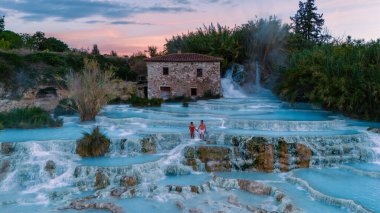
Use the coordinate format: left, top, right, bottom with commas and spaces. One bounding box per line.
221, 69, 247, 98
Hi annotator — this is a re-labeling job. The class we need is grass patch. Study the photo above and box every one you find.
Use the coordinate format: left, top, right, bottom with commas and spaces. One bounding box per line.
76, 127, 110, 157
0, 107, 63, 129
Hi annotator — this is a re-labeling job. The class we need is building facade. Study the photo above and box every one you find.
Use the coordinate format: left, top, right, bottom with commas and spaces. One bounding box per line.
146, 53, 222, 99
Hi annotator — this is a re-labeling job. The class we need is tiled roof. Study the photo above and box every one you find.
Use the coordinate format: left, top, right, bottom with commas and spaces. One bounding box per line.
145, 53, 223, 62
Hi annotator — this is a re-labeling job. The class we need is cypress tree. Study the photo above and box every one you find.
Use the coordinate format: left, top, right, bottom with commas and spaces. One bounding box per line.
0, 16, 5, 32
291, 0, 325, 43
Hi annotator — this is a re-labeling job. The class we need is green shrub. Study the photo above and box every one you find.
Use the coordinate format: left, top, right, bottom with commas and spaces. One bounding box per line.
130, 95, 162, 107
0, 38, 10, 49
0, 51, 23, 67
76, 127, 111, 157
0, 122, 4, 130
165, 96, 192, 103
108, 97, 129, 104
278, 40, 380, 121
201, 90, 221, 99
24, 52, 66, 66
0, 107, 62, 129
54, 98, 78, 117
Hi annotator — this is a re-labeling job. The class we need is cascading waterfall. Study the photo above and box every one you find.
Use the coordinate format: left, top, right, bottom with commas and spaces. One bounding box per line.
1, 77, 380, 212
255, 61, 261, 90
221, 67, 247, 98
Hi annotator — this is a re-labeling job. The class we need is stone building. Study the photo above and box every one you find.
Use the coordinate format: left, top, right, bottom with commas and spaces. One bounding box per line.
145, 53, 222, 99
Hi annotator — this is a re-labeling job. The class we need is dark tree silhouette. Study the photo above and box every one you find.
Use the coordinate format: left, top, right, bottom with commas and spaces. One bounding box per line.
291, 0, 325, 43
0, 16, 4, 32
91, 44, 100, 55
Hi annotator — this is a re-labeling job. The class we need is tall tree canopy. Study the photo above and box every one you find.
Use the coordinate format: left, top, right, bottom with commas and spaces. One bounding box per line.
290, 0, 325, 43
0, 16, 4, 32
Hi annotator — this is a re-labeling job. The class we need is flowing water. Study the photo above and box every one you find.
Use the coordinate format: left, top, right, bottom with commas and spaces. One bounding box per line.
0, 73, 380, 213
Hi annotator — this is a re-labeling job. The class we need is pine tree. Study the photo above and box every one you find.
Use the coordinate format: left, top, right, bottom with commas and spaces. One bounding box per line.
290, 0, 325, 43
0, 16, 5, 32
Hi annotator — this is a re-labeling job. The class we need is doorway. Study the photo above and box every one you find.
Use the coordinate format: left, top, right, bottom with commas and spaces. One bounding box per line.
160, 86, 171, 100
191, 88, 197, 97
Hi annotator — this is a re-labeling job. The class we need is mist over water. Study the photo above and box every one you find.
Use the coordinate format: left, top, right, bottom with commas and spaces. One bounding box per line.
221, 67, 247, 98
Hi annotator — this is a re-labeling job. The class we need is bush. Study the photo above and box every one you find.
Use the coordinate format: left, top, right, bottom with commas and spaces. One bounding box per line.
0, 107, 63, 129
54, 98, 78, 117
0, 122, 4, 130
66, 59, 114, 122
130, 95, 162, 107
76, 127, 110, 157
24, 52, 66, 66
165, 96, 191, 103
278, 40, 380, 121
201, 90, 221, 99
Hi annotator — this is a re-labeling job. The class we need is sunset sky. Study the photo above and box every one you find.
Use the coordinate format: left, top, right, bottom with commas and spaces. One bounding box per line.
1, 0, 379, 55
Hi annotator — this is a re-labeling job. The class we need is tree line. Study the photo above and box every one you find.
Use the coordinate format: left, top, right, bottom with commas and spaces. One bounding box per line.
1, 0, 379, 121
164, 0, 380, 121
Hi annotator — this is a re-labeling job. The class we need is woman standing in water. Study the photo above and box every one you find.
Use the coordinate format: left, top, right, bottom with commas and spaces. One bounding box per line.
189, 122, 195, 139
198, 120, 206, 140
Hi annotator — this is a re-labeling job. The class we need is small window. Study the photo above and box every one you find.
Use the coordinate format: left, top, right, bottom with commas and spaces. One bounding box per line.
191, 88, 197, 96
163, 67, 169, 75
197, 68, 203, 77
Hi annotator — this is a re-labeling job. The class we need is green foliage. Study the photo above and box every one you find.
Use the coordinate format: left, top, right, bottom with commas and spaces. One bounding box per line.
0, 107, 63, 129
165, 23, 242, 72
290, 0, 326, 44
0, 15, 4, 32
0, 38, 10, 49
202, 90, 221, 99
91, 44, 100, 55
128, 52, 147, 78
130, 95, 162, 107
76, 127, 110, 157
146, 46, 159, 57
41, 37, 69, 52
0, 49, 137, 91
0, 31, 23, 49
0, 62, 13, 86
24, 52, 66, 66
278, 39, 380, 121
0, 50, 23, 66
66, 59, 114, 122
165, 19, 289, 79
0, 122, 4, 130
0, 30, 68, 51
165, 96, 191, 103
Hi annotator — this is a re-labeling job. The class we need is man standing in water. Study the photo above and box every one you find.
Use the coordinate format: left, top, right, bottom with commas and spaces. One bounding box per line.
198, 120, 206, 140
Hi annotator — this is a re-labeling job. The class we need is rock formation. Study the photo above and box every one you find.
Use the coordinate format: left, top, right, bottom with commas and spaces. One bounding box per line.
140, 137, 156, 154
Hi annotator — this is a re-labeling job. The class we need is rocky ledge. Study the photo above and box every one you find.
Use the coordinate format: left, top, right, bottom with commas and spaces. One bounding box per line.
184, 137, 313, 172
61, 195, 124, 213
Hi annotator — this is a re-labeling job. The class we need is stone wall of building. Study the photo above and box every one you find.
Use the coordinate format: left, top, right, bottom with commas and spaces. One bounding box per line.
147, 62, 221, 99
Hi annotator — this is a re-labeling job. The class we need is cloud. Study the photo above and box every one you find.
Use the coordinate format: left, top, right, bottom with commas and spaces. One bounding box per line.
172, 0, 191, 4
0, 0, 194, 22
110, 21, 152, 25
85, 20, 106, 24
206, 0, 232, 4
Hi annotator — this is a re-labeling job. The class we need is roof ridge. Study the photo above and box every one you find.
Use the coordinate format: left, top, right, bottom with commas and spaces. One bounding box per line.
146, 52, 223, 62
